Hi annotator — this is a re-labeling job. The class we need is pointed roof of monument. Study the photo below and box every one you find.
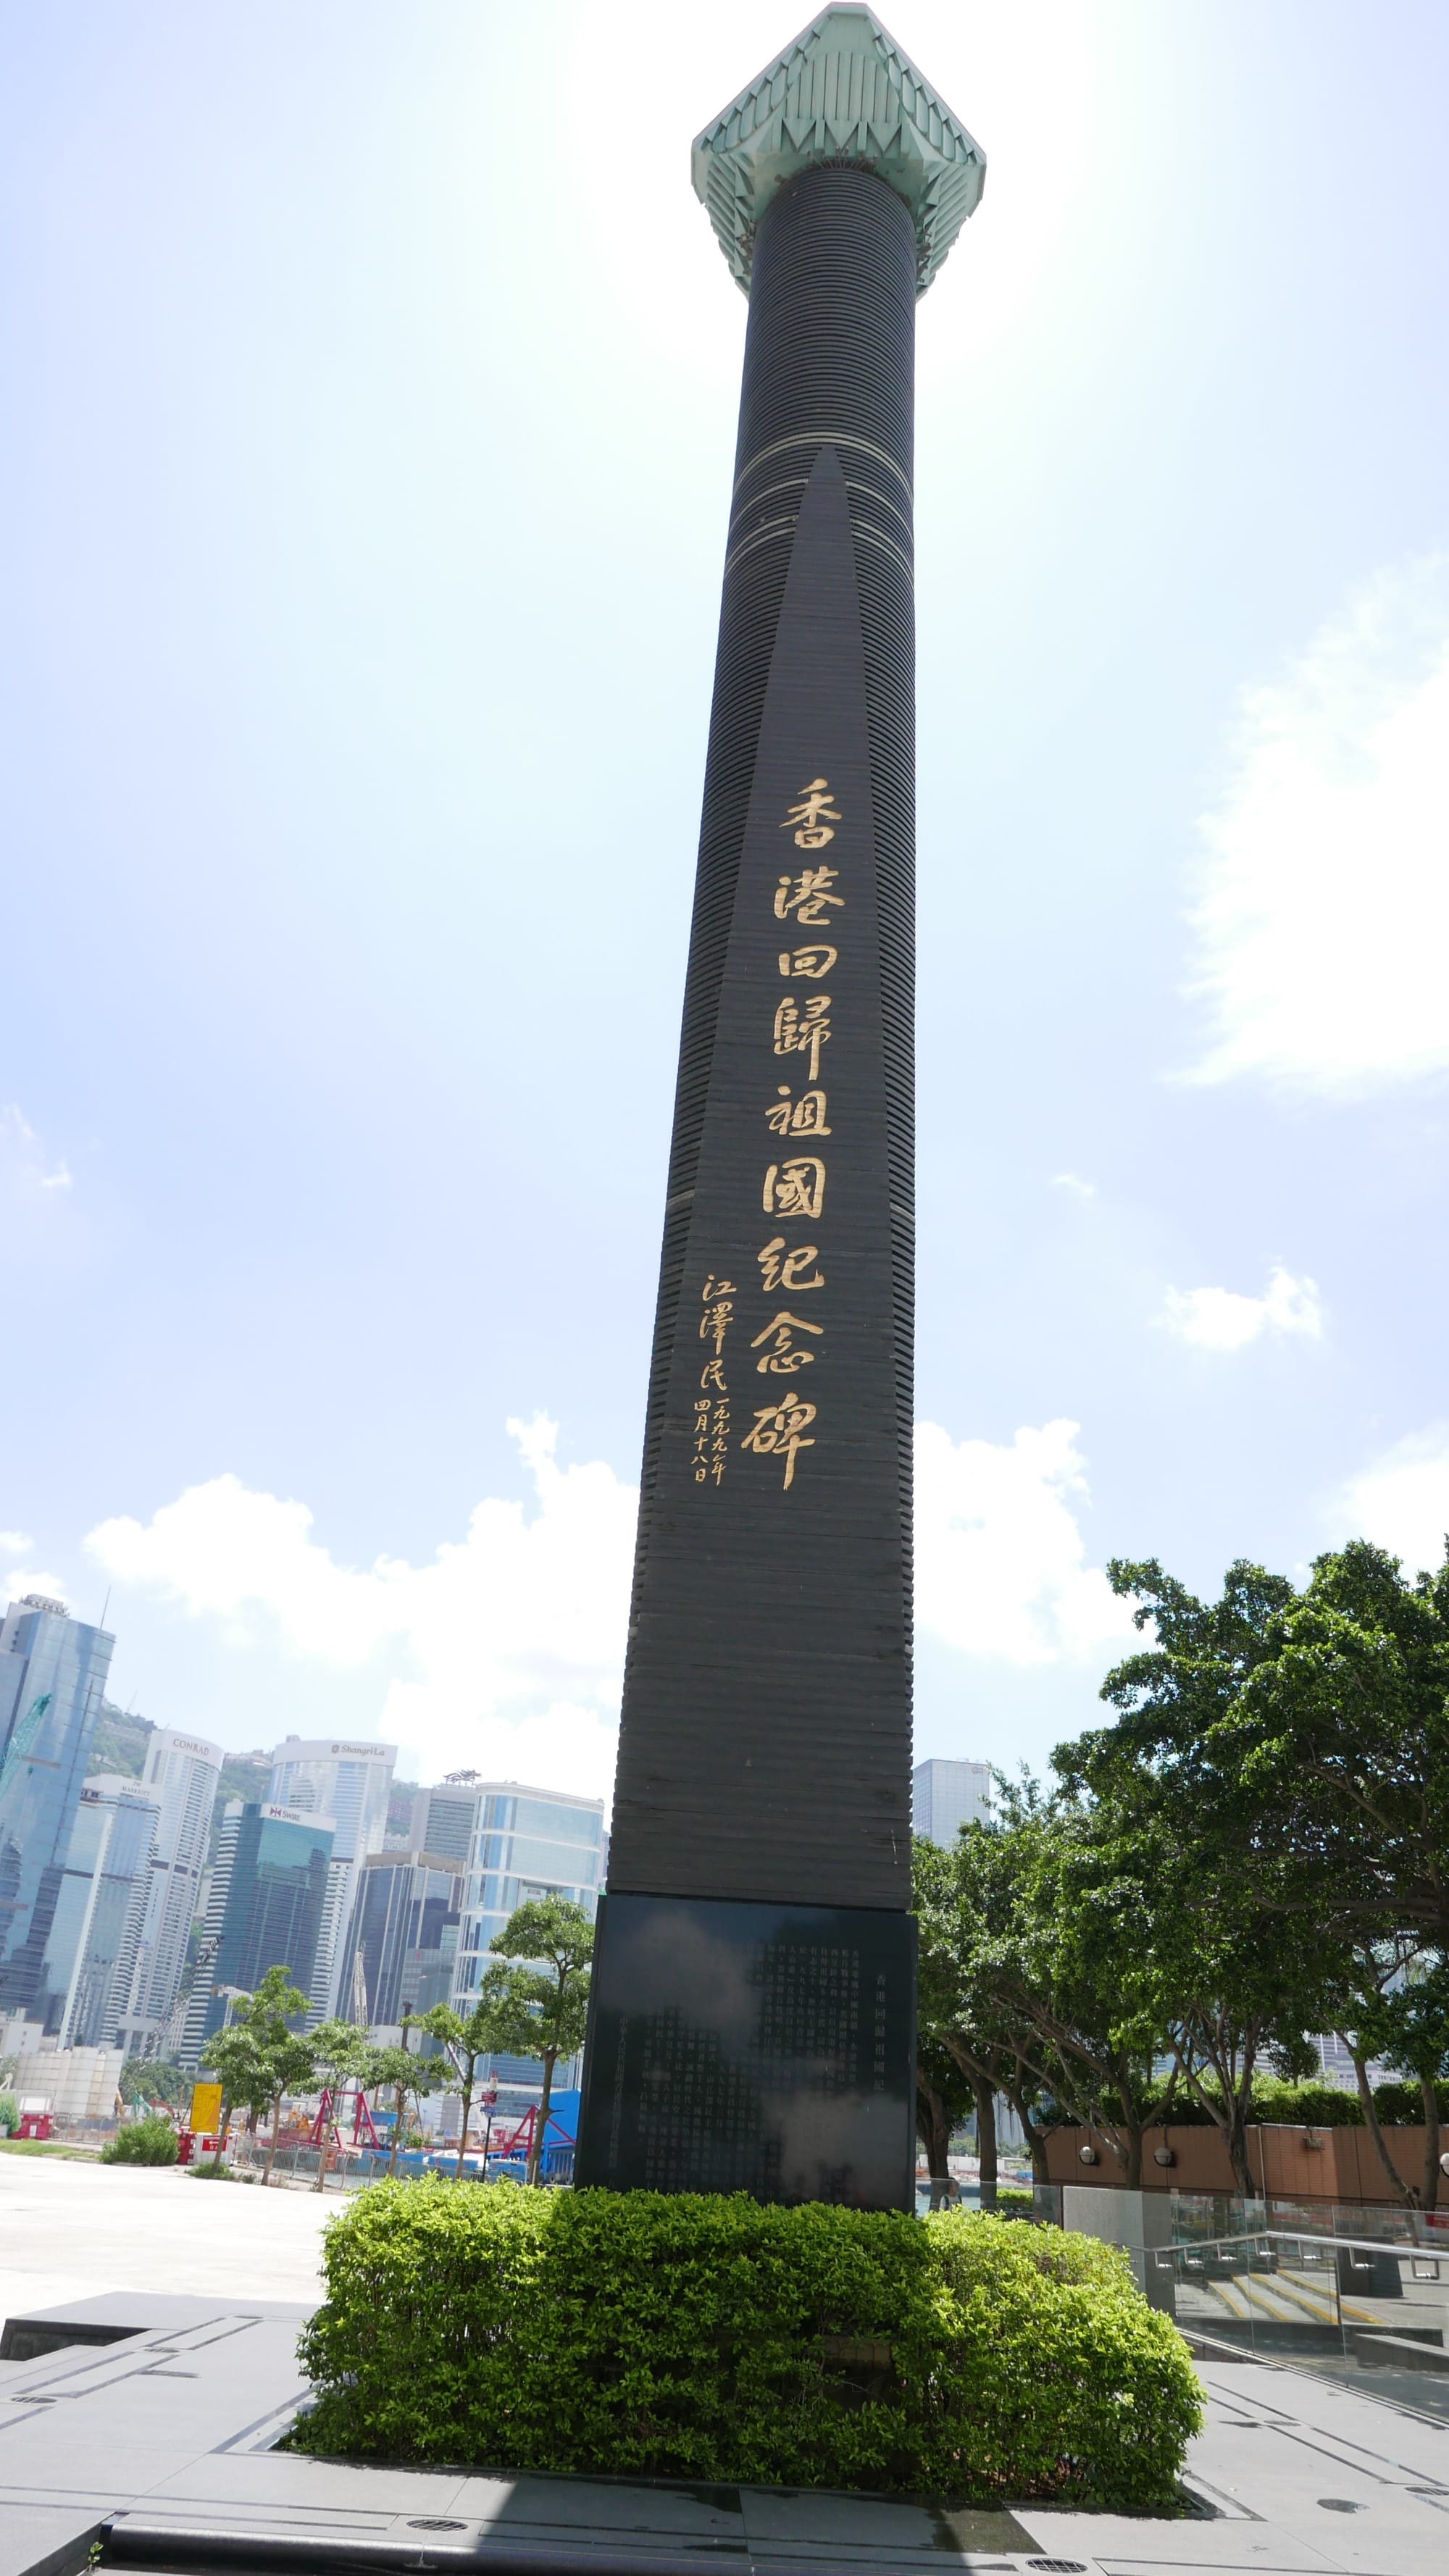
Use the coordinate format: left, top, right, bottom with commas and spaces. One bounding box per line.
692, 4, 985, 298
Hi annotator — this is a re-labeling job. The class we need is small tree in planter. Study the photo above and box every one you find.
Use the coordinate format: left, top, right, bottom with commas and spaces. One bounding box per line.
409, 1988, 515, 2180
361, 2041, 433, 2179
306, 2020, 372, 2191
488, 1896, 593, 2186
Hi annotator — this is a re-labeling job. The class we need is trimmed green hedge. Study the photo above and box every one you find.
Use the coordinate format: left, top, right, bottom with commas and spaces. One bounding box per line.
1133, 2076, 1449, 2130
292, 2181, 1200, 2508
100, 2114, 180, 2165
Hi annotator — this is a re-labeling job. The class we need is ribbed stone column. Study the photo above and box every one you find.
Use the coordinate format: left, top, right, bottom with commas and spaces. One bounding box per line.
577, 6, 984, 2212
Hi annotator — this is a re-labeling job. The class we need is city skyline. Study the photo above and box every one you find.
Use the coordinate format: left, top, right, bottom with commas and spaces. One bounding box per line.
4, 2, 1449, 1803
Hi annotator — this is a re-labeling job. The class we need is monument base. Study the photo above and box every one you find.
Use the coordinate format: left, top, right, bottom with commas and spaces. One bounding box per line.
575, 1892, 916, 2211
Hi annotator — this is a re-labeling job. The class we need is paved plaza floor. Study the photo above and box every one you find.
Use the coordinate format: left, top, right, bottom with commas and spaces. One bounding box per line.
0, 2146, 333, 2322
3, 2156, 1447, 2576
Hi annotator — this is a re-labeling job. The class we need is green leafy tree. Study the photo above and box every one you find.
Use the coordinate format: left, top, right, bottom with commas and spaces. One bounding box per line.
914, 1811, 1065, 2194
409, 1987, 517, 2180
202, 1967, 315, 2182
488, 1895, 593, 2186
1064, 1542, 1449, 2196
118, 2057, 190, 2111
360, 2041, 432, 2178
914, 2033, 974, 2207
306, 2018, 371, 2191
203, 2017, 271, 2154
1321, 1935, 1449, 2208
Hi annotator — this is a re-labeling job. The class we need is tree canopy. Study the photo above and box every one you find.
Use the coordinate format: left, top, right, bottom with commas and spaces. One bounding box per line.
916, 1540, 1449, 2208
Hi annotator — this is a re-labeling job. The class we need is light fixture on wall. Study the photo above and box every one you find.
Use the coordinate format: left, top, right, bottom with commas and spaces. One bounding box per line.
1153, 2145, 1176, 2167
1077, 2142, 1098, 2166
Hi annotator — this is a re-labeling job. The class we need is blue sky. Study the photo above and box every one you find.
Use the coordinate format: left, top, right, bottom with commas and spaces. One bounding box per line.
4, 1, 1448, 1802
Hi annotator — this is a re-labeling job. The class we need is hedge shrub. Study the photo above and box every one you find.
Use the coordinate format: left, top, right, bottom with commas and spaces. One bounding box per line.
292, 2181, 1200, 2509
1133, 2076, 1449, 2130
100, 2115, 179, 2165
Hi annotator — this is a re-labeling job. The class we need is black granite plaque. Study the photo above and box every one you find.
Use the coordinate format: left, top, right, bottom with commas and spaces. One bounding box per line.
576, 1892, 916, 2209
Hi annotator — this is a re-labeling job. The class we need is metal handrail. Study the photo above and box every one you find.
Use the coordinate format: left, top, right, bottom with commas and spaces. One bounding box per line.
1173, 2226, 1446, 2263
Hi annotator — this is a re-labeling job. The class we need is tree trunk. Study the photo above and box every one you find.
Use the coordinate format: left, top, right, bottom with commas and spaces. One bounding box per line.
1345, 2039, 1415, 2207
388, 2083, 403, 2179
454, 2066, 475, 2181
1000, 2065, 1053, 2184
263, 2096, 283, 2186
1421, 2074, 1441, 2212
312, 2091, 329, 2191
528, 2049, 557, 2188
916, 2075, 951, 2208
973, 2079, 998, 2211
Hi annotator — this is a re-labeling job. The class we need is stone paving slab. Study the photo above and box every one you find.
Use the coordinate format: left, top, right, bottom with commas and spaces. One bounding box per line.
1, 2162, 1448, 2576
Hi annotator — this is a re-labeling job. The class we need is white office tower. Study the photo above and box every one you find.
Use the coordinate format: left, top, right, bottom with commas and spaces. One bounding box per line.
266, 1738, 396, 2017
53, 1775, 159, 2049
178, 1798, 242, 2069
409, 1774, 485, 1866
912, 1757, 993, 1845
121, 1728, 223, 2049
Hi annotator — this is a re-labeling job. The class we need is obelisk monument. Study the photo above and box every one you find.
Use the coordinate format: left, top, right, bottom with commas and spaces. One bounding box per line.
576, 7, 984, 2209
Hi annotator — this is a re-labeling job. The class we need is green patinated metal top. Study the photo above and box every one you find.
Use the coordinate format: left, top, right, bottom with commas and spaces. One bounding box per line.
692, 4, 985, 298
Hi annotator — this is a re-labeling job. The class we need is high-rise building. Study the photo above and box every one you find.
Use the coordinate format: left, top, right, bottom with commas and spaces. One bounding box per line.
338, 1849, 466, 2031
409, 1775, 485, 1866
0, 1594, 115, 2024
122, 1728, 224, 2048
265, 1738, 396, 2018
49, 1773, 159, 2047
189, 1802, 335, 2059
452, 1783, 605, 2006
451, 1783, 604, 2092
178, 1797, 242, 2069
912, 1759, 992, 1846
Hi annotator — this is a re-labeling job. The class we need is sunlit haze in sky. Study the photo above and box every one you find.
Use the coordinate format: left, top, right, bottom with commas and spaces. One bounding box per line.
4, 3, 1448, 1803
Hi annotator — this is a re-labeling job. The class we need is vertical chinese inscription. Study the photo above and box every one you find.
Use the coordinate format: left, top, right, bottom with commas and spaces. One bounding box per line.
694, 1271, 736, 1486
738, 776, 846, 1494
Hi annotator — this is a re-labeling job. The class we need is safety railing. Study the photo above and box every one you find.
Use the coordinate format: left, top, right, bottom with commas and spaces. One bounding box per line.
1156, 2222, 1449, 2406
219, 2141, 576, 2191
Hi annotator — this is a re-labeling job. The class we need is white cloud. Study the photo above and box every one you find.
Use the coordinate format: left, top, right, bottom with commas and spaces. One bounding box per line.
85, 1410, 1139, 1781
914, 1418, 1137, 1666
1051, 1172, 1096, 1199
85, 1415, 638, 1802
1332, 1427, 1449, 1578
1, 1105, 72, 1192
1159, 1265, 1323, 1352
2, 1568, 71, 1609
1187, 558, 1449, 1096
0, 1532, 33, 1553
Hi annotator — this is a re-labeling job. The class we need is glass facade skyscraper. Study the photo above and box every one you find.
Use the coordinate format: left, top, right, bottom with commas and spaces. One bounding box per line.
911, 1759, 992, 1846
266, 1738, 395, 2018
50, 1773, 159, 2047
0, 1595, 114, 2026
338, 1848, 464, 2030
193, 1801, 335, 2054
453, 1782, 604, 2088
125, 1727, 223, 2046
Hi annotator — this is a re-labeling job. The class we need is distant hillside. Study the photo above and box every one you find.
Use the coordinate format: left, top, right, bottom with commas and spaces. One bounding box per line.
91, 1700, 154, 1778
218, 1749, 271, 1807
388, 1778, 419, 1839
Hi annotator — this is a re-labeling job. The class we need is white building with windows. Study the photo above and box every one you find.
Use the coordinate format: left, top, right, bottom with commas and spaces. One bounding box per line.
912, 1757, 992, 1845
120, 1728, 223, 2050
265, 1738, 396, 2019
451, 1781, 604, 2098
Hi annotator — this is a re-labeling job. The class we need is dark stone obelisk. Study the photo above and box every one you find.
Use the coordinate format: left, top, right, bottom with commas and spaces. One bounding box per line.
577, 7, 984, 2210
